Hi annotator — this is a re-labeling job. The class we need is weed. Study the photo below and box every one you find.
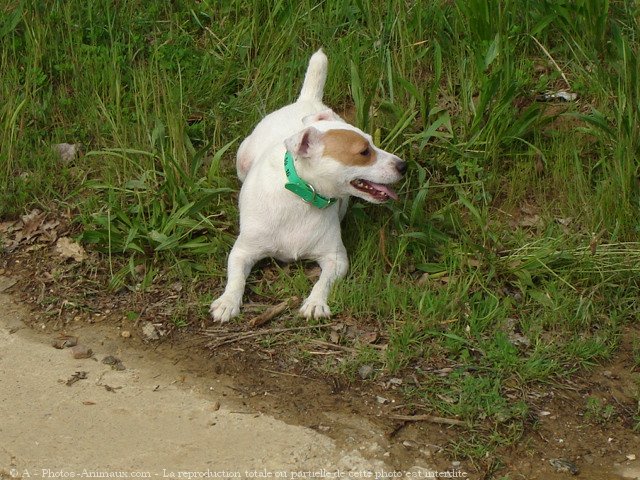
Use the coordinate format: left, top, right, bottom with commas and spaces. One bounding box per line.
584, 396, 617, 424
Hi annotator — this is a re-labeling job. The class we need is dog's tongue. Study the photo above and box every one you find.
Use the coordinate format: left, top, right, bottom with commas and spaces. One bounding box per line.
369, 181, 398, 200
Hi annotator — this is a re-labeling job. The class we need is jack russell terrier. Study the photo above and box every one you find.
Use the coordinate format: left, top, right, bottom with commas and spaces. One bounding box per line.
210, 49, 407, 322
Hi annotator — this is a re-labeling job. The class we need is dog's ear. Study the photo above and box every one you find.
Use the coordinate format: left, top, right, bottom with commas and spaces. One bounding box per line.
302, 109, 343, 125
284, 127, 323, 159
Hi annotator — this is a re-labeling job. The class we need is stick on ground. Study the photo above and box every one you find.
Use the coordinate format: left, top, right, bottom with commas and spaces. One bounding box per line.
388, 414, 466, 426
249, 296, 300, 327
203, 323, 332, 349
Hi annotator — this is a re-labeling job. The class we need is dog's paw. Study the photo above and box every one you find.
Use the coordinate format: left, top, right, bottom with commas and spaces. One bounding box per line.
299, 299, 332, 319
210, 296, 240, 323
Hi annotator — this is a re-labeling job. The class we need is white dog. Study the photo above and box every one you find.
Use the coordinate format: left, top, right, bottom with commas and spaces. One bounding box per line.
210, 49, 407, 322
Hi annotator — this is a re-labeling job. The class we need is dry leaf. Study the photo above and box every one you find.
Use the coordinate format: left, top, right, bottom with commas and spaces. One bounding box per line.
20, 209, 46, 239
508, 332, 531, 348
556, 217, 572, 226
519, 214, 543, 228
466, 258, 482, 268
0, 221, 17, 233
39, 220, 60, 243
55, 237, 87, 262
358, 331, 378, 344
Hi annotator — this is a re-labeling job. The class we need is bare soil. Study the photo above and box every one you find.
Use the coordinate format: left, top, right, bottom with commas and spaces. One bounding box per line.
1, 213, 639, 479
0, 291, 394, 475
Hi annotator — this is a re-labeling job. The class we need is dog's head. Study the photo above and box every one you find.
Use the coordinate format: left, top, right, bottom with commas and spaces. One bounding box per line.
284, 115, 406, 203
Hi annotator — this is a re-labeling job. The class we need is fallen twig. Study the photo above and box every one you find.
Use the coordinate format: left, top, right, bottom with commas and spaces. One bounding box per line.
204, 323, 332, 349
249, 296, 300, 327
260, 367, 309, 379
388, 414, 466, 426
66, 371, 88, 386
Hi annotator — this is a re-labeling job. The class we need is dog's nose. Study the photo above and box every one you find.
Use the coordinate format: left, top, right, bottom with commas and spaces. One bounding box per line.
395, 159, 407, 175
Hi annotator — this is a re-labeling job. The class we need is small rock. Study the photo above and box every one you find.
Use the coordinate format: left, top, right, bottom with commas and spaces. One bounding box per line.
102, 355, 120, 365
102, 356, 125, 370
537, 91, 578, 102
402, 440, 418, 449
53, 143, 82, 163
52, 335, 78, 349
141, 322, 160, 341
549, 458, 579, 475
210, 400, 221, 412
358, 364, 374, 380
376, 396, 389, 404
452, 461, 461, 468
70, 344, 92, 359
121, 330, 131, 338
419, 448, 432, 457
627, 454, 636, 461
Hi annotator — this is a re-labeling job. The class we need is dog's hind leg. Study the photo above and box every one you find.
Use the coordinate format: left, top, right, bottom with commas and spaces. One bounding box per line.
210, 240, 262, 322
299, 248, 349, 319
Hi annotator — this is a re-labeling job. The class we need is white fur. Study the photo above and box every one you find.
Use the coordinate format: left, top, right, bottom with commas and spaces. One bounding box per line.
211, 49, 406, 322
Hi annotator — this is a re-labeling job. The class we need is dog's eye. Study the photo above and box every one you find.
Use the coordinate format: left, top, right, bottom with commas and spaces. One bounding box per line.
360, 147, 370, 157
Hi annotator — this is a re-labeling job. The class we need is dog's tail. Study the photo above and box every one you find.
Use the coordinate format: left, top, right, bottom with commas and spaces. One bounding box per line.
298, 49, 328, 102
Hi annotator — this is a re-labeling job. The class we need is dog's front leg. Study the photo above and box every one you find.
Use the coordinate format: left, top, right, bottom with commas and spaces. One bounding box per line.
210, 241, 261, 322
300, 250, 349, 319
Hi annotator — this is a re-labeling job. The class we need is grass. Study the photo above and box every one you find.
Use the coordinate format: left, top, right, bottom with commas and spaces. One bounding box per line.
2, 0, 640, 463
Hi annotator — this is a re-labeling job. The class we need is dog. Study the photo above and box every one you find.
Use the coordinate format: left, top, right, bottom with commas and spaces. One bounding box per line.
210, 49, 406, 322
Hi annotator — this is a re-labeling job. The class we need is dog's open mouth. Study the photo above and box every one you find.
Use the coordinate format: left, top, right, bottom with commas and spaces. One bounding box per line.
350, 179, 398, 202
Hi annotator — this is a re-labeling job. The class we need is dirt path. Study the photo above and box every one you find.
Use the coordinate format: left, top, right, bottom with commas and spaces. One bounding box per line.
0, 289, 434, 477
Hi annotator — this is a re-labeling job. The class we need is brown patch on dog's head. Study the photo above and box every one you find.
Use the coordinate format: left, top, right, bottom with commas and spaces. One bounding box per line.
322, 129, 377, 166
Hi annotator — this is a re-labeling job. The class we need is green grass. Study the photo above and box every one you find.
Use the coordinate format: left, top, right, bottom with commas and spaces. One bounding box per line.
2, 0, 640, 463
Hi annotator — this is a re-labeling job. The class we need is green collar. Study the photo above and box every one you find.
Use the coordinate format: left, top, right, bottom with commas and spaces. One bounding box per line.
283, 151, 336, 209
